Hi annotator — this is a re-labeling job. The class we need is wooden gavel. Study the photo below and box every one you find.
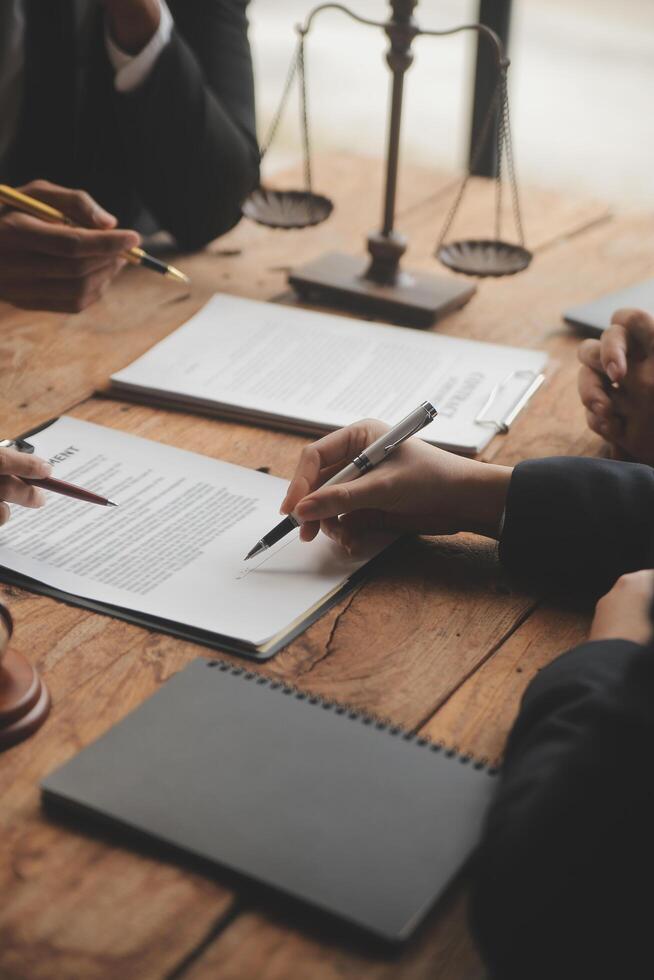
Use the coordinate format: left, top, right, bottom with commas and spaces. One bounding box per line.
0, 602, 50, 750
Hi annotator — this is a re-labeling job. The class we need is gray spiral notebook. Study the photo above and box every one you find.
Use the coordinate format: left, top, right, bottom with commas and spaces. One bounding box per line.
42, 658, 497, 943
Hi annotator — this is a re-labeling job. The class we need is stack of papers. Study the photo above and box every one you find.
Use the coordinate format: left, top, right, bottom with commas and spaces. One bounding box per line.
111, 295, 547, 456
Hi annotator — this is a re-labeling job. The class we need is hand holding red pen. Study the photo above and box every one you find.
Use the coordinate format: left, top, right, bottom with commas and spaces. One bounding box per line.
0, 446, 51, 524
0, 446, 117, 524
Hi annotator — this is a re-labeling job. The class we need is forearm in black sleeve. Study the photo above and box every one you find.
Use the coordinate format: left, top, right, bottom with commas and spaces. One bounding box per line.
469, 638, 654, 980
113, 0, 259, 250
499, 456, 654, 597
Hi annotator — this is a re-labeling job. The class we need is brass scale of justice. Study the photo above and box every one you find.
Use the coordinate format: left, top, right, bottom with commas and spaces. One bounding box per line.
243, 0, 531, 328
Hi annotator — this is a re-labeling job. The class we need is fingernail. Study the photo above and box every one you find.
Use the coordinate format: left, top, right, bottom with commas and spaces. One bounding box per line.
35, 461, 52, 477
606, 361, 620, 384
591, 400, 607, 417
34, 490, 47, 507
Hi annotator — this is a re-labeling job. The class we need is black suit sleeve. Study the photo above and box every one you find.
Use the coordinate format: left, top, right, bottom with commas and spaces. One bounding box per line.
500, 456, 654, 597
470, 638, 654, 980
112, 0, 259, 250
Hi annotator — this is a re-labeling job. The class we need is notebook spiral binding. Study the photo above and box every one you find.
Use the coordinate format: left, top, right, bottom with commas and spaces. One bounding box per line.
207, 659, 500, 776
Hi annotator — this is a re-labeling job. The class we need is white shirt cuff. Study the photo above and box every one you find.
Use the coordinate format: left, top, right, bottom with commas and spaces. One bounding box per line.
105, 0, 174, 94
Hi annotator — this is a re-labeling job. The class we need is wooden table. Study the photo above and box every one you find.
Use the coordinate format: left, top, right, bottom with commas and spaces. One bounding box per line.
1, 154, 652, 979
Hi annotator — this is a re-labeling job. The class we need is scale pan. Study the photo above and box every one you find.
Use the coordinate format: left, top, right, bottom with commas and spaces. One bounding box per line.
242, 188, 333, 230
438, 239, 532, 278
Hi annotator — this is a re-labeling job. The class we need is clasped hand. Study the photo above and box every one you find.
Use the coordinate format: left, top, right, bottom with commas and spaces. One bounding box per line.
578, 308, 654, 465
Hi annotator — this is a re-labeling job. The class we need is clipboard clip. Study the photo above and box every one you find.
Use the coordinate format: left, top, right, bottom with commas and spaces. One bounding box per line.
474, 370, 545, 434
0, 438, 35, 454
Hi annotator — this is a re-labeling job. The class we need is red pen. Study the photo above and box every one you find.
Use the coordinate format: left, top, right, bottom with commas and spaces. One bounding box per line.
0, 436, 117, 507
24, 477, 117, 508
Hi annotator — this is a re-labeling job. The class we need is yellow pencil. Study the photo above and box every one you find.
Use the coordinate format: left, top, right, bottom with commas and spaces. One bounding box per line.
0, 184, 190, 285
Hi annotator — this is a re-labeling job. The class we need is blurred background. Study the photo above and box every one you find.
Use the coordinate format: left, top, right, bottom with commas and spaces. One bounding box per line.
249, 0, 654, 207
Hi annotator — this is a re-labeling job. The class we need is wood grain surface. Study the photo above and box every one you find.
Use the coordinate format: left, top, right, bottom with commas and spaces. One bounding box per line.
0, 154, 648, 979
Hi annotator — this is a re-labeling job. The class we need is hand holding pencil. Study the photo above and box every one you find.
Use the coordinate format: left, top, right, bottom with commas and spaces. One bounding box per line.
0, 179, 189, 314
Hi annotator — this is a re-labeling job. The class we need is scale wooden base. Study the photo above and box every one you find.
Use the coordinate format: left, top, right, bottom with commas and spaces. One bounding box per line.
0, 605, 50, 751
289, 251, 476, 327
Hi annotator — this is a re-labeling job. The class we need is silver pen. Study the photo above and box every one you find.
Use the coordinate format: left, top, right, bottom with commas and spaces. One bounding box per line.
243, 400, 438, 561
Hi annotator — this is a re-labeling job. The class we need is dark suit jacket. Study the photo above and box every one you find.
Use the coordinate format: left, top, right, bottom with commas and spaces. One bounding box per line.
471, 456, 654, 979
500, 455, 654, 599
6, 0, 259, 250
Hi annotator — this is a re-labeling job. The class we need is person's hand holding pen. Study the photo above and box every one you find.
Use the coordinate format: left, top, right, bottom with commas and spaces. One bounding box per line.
0, 446, 51, 525
0, 180, 140, 313
280, 419, 512, 555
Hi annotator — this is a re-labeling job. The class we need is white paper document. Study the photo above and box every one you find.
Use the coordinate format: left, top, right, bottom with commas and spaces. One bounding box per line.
0, 417, 384, 656
111, 294, 547, 455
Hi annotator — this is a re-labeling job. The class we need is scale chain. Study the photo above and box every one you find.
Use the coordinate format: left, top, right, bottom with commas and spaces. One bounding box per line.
495, 76, 505, 242
437, 65, 525, 252
258, 37, 302, 162
298, 33, 313, 196
256, 30, 314, 203
501, 75, 525, 246
436, 75, 503, 250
